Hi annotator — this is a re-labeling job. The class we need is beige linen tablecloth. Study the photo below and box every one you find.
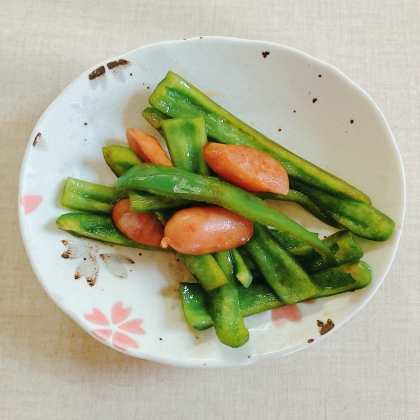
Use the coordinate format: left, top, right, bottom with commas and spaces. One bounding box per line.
1, 1, 418, 418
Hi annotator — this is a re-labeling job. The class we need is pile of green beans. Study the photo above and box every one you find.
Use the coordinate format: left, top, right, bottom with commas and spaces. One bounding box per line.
55, 71, 395, 348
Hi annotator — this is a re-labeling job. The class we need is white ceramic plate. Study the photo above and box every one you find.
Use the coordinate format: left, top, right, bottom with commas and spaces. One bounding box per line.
19, 37, 405, 368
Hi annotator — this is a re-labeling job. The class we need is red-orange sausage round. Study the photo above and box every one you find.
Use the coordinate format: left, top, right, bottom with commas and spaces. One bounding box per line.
126, 128, 173, 166
161, 205, 253, 255
112, 199, 164, 247
202, 142, 289, 194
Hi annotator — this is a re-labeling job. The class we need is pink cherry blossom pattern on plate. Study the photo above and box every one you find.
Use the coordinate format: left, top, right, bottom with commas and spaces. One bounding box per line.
271, 304, 302, 328
83, 301, 146, 351
21, 194, 43, 214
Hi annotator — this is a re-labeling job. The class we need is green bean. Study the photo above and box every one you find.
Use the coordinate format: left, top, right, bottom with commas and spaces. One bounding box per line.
243, 223, 320, 304
56, 212, 164, 251
209, 251, 249, 347
161, 116, 210, 176
231, 248, 253, 288
271, 229, 363, 272
102, 144, 143, 177
61, 177, 127, 214
291, 179, 395, 241
128, 191, 192, 212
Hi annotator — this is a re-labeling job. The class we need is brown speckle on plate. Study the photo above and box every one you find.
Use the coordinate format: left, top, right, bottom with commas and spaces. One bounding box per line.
278, 128, 281, 132
317, 319, 335, 335
86, 277, 96, 287
99, 254, 134, 265
33, 132, 41, 147
106, 59, 129, 70
312, 98, 318, 103
88, 65, 105, 80
350, 119, 354, 124
308, 338, 314, 343
318, 74, 322, 77
106, 61, 118, 70
262, 51, 270, 58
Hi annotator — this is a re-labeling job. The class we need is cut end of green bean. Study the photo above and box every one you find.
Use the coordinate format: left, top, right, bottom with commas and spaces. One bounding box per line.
181, 253, 228, 291
179, 283, 212, 330
231, 248, 253, 288
61, 177, 127, 214
102, 144, 143, 177
141, 106, 170, 132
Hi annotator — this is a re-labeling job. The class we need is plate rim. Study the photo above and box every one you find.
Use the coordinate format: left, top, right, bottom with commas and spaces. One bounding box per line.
18, 36, 406, 368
